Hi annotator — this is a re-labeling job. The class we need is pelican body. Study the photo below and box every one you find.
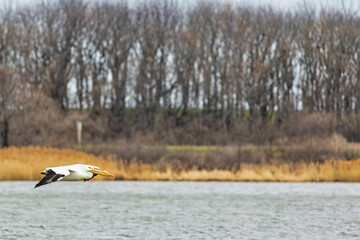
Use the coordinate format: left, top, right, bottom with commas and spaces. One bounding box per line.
35, 164, 114, 188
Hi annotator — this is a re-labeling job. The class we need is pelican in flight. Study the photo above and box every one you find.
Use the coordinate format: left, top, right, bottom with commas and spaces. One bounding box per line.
35, 164, 114, 188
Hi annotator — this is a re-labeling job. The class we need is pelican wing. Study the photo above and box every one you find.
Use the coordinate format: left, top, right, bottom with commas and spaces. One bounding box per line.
35, 167, 70, 188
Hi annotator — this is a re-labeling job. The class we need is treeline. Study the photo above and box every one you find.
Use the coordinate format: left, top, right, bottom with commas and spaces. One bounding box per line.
1, 0, 360, 146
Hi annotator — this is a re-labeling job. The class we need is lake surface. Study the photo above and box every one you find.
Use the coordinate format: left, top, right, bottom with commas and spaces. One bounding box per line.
1, 182, 360, 239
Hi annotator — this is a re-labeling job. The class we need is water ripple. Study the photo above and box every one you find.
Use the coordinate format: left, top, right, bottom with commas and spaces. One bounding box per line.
1, 182, 360, 239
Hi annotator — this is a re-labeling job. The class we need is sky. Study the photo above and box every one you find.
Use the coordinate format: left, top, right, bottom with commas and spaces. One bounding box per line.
238, 0, 359, 12
6, 0, 360, 13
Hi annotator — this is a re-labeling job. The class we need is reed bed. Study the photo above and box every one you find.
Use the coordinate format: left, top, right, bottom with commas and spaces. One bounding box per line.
1, 147, 360, 182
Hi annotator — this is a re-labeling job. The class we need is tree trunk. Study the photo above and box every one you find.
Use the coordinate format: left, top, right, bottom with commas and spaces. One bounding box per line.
1, 117, 9, 147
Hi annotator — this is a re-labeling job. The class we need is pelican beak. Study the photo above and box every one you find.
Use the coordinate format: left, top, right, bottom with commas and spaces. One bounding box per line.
89, 168, 114, 177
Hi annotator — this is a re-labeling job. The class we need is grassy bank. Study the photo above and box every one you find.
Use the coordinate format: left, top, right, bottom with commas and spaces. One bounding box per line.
1, 146, 360, 182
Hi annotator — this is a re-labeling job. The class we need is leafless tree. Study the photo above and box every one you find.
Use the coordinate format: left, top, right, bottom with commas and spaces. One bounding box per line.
0, 67, 23, 147
0, 0, 360, 145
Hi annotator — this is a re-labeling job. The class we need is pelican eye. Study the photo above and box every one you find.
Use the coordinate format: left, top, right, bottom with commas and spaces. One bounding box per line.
88, 167, 92, 169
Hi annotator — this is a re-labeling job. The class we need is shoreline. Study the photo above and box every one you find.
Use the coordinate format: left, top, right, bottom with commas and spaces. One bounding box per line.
2, 180, 360, 182
1, 146, 360, 182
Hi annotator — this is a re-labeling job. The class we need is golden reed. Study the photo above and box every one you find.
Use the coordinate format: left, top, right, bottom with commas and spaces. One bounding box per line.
1, 146, 360, 182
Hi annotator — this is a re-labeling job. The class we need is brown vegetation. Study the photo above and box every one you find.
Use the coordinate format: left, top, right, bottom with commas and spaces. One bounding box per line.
0, 1, 360, 182
1, 147, 360, 182
0, 1, 359, 147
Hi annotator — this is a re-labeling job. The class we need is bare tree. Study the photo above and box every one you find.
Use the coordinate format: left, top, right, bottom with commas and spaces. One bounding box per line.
102, 2, 134, 132
0, 67, 23, 147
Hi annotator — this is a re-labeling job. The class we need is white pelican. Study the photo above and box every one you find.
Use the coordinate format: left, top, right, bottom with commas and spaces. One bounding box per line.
35, 164, 114, 188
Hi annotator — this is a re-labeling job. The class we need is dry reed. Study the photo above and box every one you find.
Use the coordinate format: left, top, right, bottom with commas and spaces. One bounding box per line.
1, 147, 360, 182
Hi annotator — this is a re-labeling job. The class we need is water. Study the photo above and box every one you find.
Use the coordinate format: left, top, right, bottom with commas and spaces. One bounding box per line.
1, 182, 360, 240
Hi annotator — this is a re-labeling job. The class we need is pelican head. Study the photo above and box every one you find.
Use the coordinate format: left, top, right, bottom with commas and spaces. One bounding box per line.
86, 165, 114, 177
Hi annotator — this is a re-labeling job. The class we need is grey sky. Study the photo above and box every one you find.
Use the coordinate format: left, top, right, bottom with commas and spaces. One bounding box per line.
7, 0, 360, 13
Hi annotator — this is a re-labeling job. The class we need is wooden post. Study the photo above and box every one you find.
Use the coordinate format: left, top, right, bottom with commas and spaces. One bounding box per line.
76, 120, 82, 146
